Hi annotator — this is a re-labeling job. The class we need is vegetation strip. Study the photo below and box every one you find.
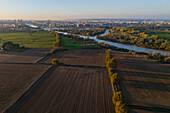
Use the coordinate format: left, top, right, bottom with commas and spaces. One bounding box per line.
105, 49, 128, 113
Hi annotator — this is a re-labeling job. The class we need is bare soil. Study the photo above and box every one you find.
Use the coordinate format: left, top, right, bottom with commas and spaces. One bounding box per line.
40, 49, 106, 67
17, 66, 114, 113
2, 49, 170, 113
0, 64, 50, 112
0, 48, 50, 63
111, 50, 170, 113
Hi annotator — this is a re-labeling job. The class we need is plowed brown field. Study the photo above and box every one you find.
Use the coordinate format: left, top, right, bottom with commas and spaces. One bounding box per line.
3, 49, 114, 113
40, 49, 106, 67
0, 64, 50, 112
3, 49, 170, 113
112, 51, 170, 113
17, 66, 114, 113
0, 48, 50, 63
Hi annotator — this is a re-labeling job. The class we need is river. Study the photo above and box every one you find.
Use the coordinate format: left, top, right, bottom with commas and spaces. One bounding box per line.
55, 29, 170, 56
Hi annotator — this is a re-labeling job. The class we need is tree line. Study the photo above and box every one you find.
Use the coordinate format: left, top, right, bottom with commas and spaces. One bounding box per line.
97, 27, 170, 51
56, 28, 106, 36
105, 49, 128, 113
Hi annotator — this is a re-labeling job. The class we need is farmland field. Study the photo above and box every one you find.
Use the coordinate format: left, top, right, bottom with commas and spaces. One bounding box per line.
40, 49, 106, 67
111, 51, 170, 113
0, 48, 50, 63
0, 32, 55, 48
3, 49, 114, 113
0, 64, 50, 112
148, 33, 170, 41
1, 45, 170, 113
16, 66, 114, 113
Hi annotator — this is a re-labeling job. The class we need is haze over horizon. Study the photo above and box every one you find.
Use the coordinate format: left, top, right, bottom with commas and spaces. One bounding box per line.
0, 0, 170, 20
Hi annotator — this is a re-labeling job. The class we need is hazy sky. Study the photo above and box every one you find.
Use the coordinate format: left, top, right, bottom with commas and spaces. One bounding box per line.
0, 0, 170, 20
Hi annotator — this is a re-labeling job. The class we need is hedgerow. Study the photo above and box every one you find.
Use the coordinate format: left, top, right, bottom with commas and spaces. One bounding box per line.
105, 49, 128, 113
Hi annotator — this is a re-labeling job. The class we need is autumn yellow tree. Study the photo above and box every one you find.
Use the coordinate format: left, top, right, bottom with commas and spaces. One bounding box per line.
112, 91, 125, 104
110, 73, 119, 85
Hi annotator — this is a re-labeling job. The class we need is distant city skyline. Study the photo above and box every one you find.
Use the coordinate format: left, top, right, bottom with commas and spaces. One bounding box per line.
0, 0, 170, 20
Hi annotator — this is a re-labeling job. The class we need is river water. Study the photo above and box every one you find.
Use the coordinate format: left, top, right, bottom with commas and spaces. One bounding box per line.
56, 29, 170, 56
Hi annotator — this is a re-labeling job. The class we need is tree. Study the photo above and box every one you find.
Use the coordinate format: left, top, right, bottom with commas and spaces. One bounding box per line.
2, 41, 25, 51
54, 33, 61, 48
164, 57, 170, 63
52, 59, 59, 65
120, 29, 124, 32
105, 52, 112, 63
56, 33, 59, 41
108, 68, 114, 76
115, 104, 128, 113
106, 58, 117, 69
110, 73, 119, 85
50, 30, 55, 37
86, 33, 90, 40
112, 91, 125, 104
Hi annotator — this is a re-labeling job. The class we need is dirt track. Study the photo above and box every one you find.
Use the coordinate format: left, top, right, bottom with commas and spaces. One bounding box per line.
112, 51, 170, 113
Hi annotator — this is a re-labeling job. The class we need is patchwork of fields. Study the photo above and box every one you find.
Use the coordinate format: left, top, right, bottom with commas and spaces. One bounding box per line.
0, 48, 170, 113
0, 49, 115, 113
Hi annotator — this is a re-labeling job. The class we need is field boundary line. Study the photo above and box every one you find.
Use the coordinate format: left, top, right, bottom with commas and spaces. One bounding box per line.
3, 65, 53, 113
33, 56, 47, 64
127, 104, 170, 112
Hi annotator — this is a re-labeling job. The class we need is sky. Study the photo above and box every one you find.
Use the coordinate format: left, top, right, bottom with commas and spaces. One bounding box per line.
0, 0, 170, 20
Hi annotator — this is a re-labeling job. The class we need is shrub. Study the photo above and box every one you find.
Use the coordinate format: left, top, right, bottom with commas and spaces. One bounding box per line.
2, 41, 25, 51
112, 91, 125, 104
152, 52, 161, 60
110, 73, 119, 85
164, 57, 170, 63
128, 50, 133, 54
52, 59, 59, 65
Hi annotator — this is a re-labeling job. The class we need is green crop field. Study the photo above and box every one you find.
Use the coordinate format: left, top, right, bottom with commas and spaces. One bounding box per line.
148, 33, 170, 41
0, 32, 55, 48
60, 37, 83, 49
0, 32, 101, 50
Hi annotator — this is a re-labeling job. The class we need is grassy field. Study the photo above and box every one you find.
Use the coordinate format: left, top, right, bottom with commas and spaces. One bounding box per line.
0, 32, 100, 49
0, 32, 55, 48
60, 37, 83, 49
148, 33, 170, 41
